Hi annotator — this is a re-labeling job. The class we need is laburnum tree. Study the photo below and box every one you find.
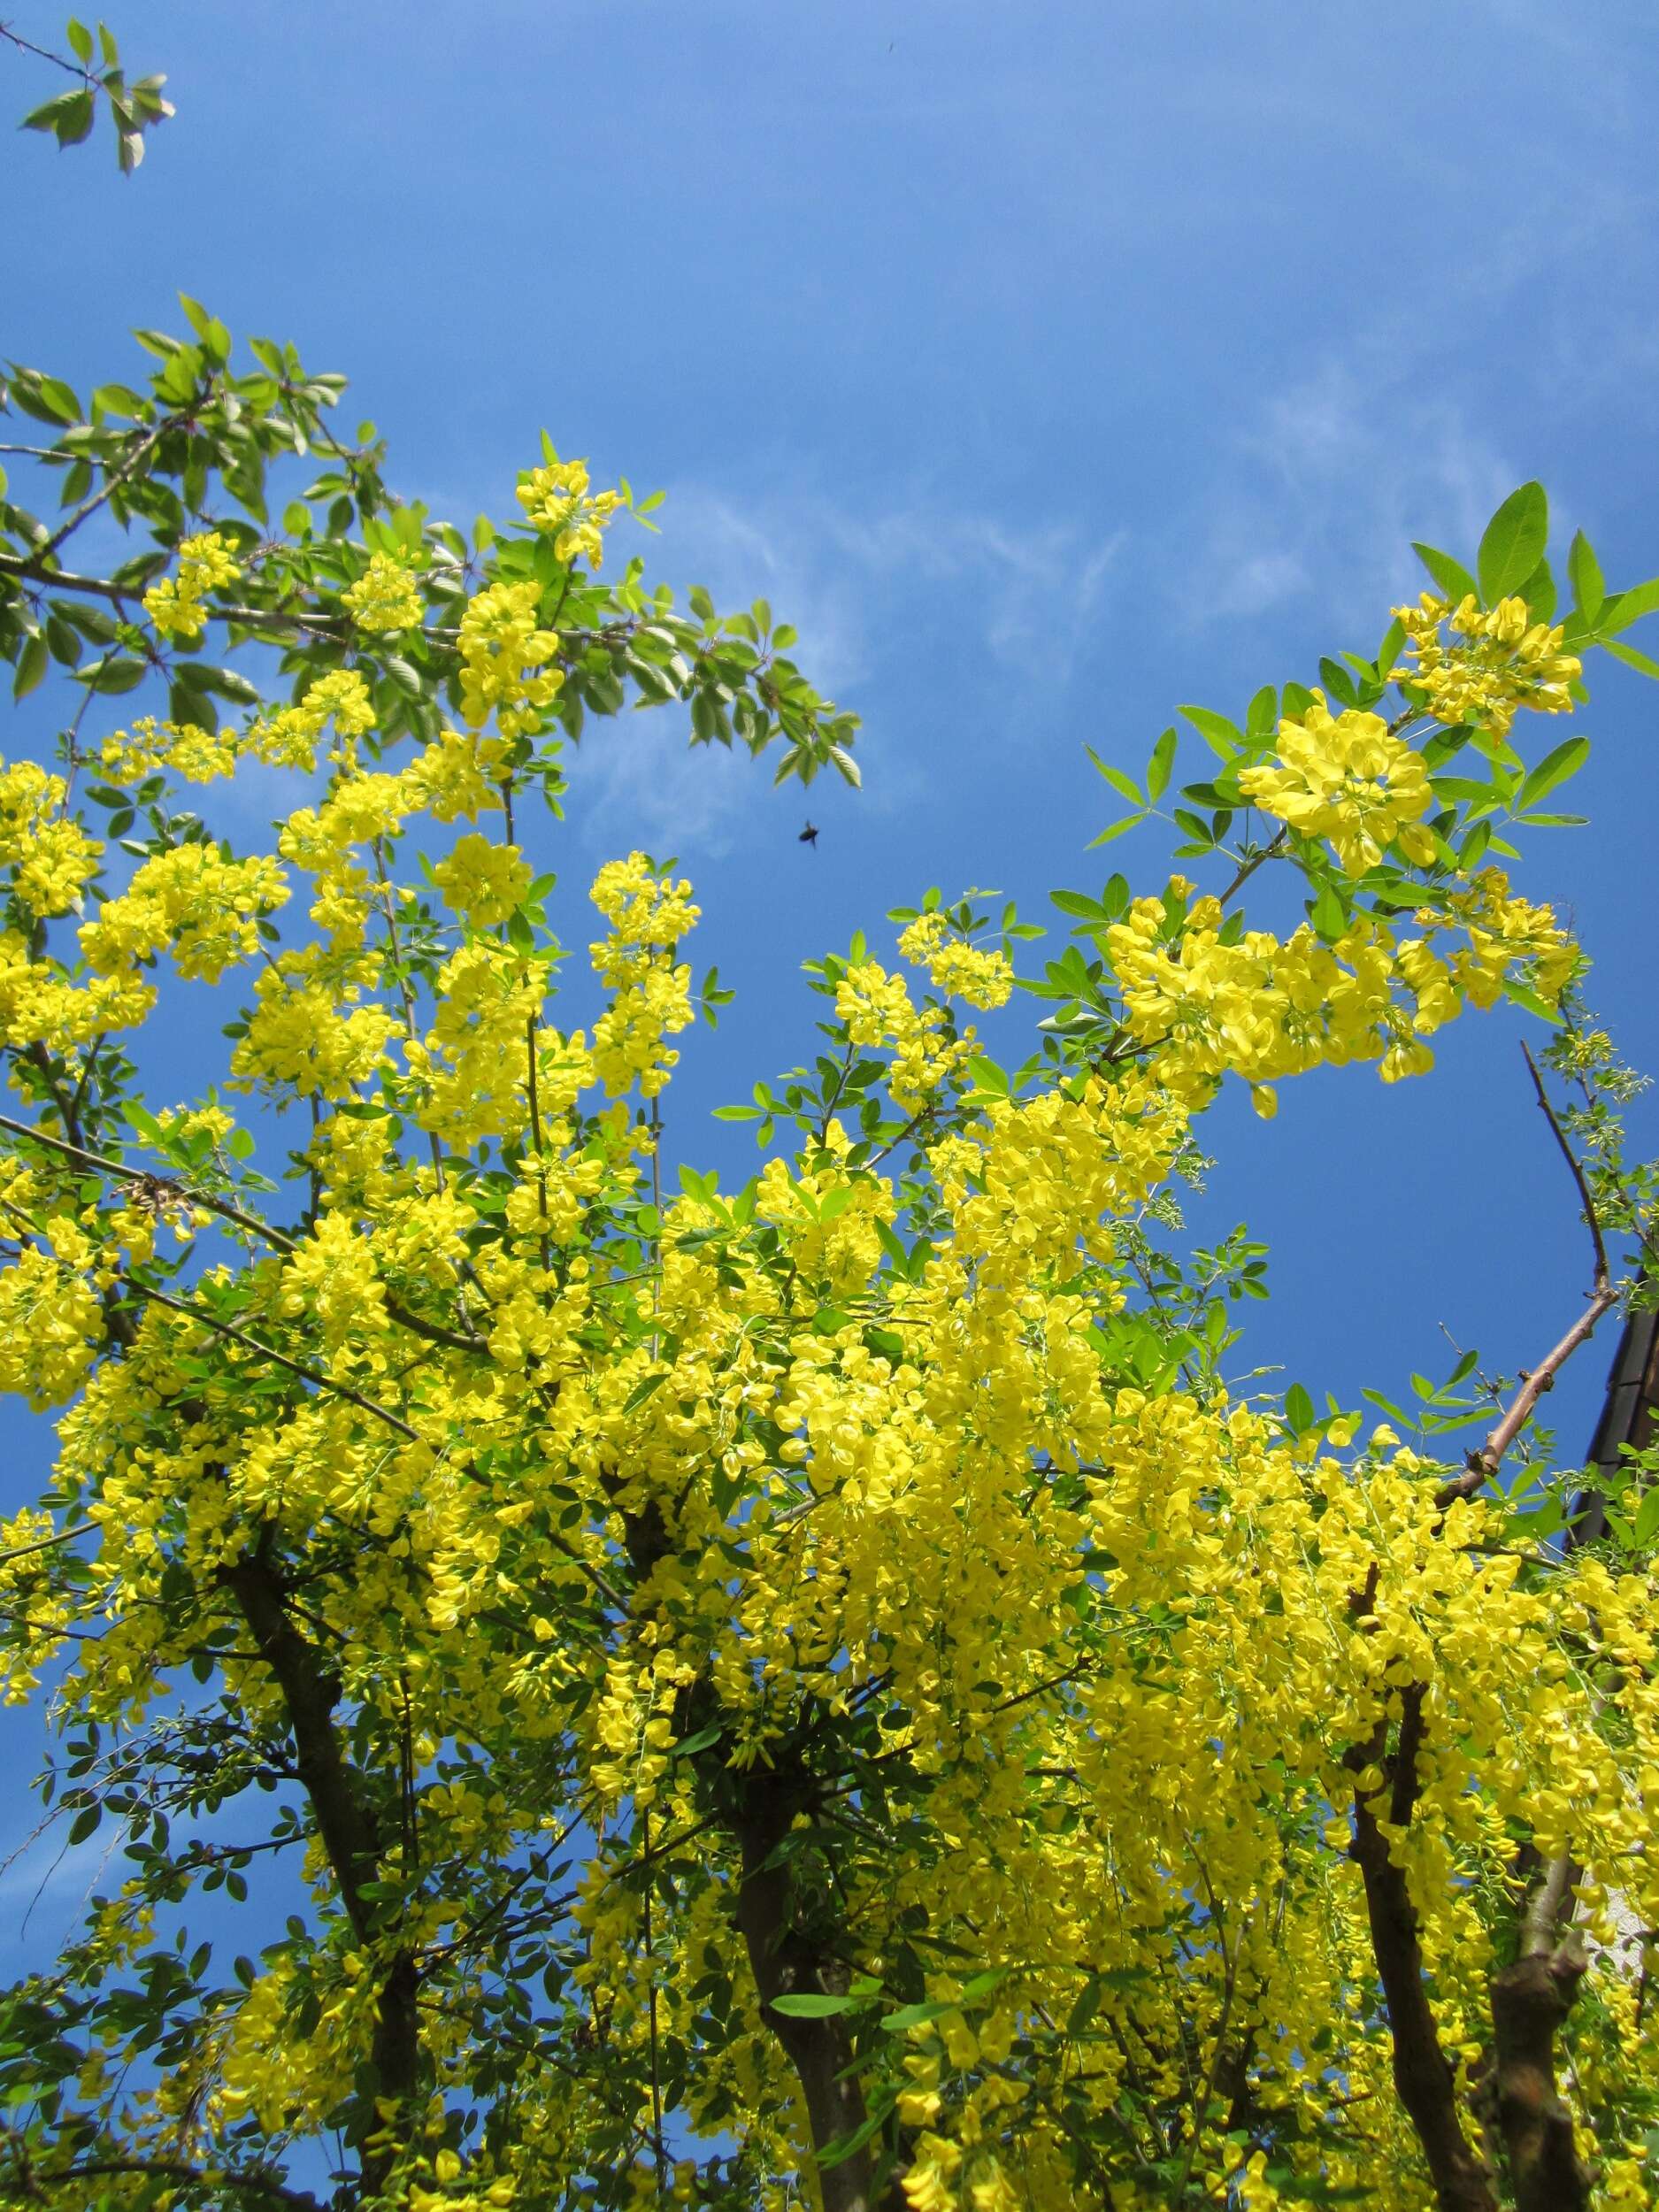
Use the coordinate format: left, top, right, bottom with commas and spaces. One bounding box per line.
6, 36, 1659, 2212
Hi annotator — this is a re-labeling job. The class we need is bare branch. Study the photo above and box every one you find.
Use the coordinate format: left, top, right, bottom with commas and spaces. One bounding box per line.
1520, 1041, 1609, 1293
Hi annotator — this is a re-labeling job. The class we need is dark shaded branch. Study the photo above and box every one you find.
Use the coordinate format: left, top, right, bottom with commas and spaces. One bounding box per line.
729, 1755, 902, 2212
220, 1556, 420, 2191
37, 411, 181, 563
1345, 1687, 1495, 2211
0, 1518, 94, 1566
0, 1105, 481, 1354
1490, 1855, 1592, 2212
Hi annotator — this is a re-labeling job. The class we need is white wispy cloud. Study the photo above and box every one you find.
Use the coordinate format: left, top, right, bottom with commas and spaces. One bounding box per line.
1179, 346, 1517, 640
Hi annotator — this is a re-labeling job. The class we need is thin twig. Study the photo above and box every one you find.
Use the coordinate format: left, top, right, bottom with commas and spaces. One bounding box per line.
0, 1519, 95, 1567
0, 22, 91, 77
123, 1279, 420, 1440
1435, 1288, 1619, 1509
1521, 1039, 1609, 1292
0, 1110, 480, 1353
37, 411, 181, 564
1217, 828, 1287, 908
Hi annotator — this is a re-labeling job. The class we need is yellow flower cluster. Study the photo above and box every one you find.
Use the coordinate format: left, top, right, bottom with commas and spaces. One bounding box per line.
836, 959, 973, 1111
0, 1506, 83, 1701
401, 726, 510, 824
457, 580, 564, 739
101, 716, 236, 786
0, 930, 153, 1047
1394, 591, 1581, 735
1106, 869, 1575, 1110
588, 853, 699, 1098
898, 911, 1016, 1007
81, 843, 288, 983
516, 457, 626, 569
342, 550, 424, 633
0, 1233, 104, 1410
404, 941, 549, 1141
431, 833, 534, 929
232, 964, 400, 1101
1238, 695, 1437, 876
142, 531, 242, 639
248, 669, 378, 772
0, 759, 101, 916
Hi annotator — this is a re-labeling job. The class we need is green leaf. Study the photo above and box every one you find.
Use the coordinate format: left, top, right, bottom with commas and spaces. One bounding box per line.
1412, 542, 1478, 606
1178, 704, 1242, 759
66, 18, 95, 62
75, 655, 148, 695
1087, 811, 1146, 849
879, 1999, 953, 2033
771, 1992, 858, 2017
22, 88, 94, 142
1309, 881, 1347, 944
1633, 1485, 1659, 1550
1515, 737, 1589, 814
817, 2093, 898, 2170
1595, 578, 1659, 638
12, 632, 48, 702
1500, 975, 1564, 1026
1567, 530, 1604, 622
1603, 637, 1659, 681
1085, 746, 1141, 804
1517, 557, 1555, 623
1065, 1973, 1102, 2039
1286, 1383, 1315, 1435
1477, 482, 1548, 605
1145, 726, 1177, 800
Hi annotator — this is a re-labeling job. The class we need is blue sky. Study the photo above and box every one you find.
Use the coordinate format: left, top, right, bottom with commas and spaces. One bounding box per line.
5, 0, 1659, 1944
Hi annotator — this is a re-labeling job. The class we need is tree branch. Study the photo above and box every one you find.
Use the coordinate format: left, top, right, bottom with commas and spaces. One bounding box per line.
1343, 1685, 1496, 2212
1520, 1041, 1609, 1294
123, 1279, 420, 1440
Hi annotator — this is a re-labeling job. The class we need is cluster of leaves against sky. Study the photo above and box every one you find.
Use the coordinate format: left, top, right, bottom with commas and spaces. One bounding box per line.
4, 21, 1659, 2212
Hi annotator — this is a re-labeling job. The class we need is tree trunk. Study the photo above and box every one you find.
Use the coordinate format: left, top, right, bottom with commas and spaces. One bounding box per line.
729, 1762, 901, 2212
1490, 1880, 1592, 2212
1347, 1689, 1497, 2212
225, 1555, 420, 2197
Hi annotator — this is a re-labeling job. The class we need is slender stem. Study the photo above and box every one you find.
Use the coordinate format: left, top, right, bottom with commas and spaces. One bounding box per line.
1217, 827, 1287, 908
19, 2159, 321, 2212
0, 1108, 480, 1354
37, 411, 180, 564
1520, 1040, 1609, 1293
0, 1520, 94, 1567
371, 836, 447, 1191
642, 1809, 668, 2192
0, 1108, 297, 1250
123, 1279, 420, 1440
0, 23, 92, 77
1436, 1288, 1619, 1509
